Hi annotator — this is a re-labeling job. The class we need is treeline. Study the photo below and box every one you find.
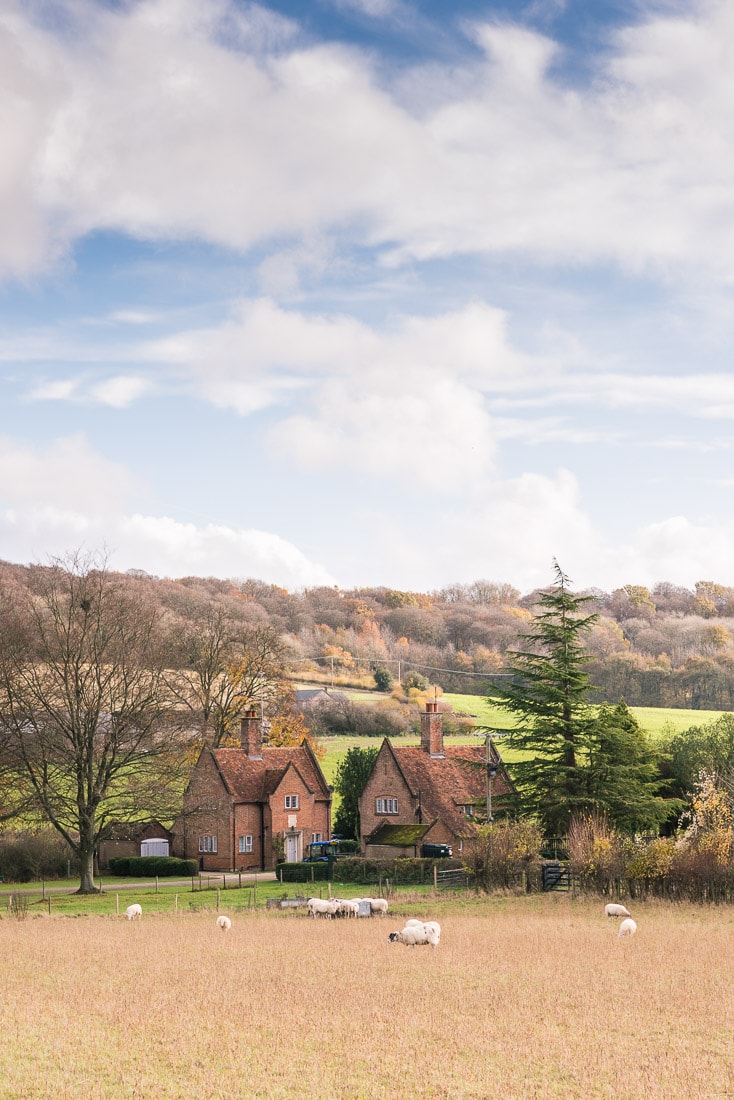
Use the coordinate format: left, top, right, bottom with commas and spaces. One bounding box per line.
3, 561, 734, 708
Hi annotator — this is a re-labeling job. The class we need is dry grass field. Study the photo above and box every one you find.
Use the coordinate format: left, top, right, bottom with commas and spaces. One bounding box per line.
1, 895, 733, 1099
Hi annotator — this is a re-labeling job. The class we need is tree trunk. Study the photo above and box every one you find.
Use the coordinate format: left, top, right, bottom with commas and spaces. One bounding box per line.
77, 840, 99, 894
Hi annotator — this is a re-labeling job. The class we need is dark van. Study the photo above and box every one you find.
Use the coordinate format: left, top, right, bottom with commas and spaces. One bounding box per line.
421, 842, 453, 858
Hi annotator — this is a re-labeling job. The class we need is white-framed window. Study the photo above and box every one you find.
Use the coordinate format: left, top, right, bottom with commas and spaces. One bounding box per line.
238, 835, 253, 854
461, 804, 474, 816
311, 832, 323, 843
198, 835, 217, 853
285, 794, 299, 810
376, 797, 398, 815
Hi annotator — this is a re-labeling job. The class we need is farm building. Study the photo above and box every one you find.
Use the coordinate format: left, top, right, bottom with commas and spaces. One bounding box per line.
98, 821, 173, 869
170, 710, 332, 872
359, 702, 515, 858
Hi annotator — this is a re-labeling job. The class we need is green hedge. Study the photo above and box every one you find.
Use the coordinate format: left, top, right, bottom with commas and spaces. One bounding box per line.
276, 861, 332, 883
331, 856, 463, 885
108, 856, 198, 877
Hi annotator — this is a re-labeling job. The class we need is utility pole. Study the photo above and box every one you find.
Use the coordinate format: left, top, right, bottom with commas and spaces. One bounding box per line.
486, 732, 499, 822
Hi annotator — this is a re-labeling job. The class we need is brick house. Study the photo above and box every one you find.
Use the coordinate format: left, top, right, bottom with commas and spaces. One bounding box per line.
171, 710, 332, 872
358, 702, 515, 858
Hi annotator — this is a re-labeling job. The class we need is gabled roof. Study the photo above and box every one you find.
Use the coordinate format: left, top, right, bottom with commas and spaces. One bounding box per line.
210, 741, 331, 805
382, 740, 514, 839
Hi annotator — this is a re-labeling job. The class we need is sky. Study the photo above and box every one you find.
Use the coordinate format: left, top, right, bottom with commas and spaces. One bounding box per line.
3, 0, 734, 596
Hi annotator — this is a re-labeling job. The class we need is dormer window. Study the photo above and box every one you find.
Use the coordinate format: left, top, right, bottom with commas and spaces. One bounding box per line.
285, 794, 299, 810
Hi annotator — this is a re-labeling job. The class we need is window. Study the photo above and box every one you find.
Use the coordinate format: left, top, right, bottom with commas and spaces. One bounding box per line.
461, 804, 474, 817
311, 832, 323, 843
375, 798, 398, 815
238, 835, 253, 854
285, 795, 299, 810
198, 835, 217, 853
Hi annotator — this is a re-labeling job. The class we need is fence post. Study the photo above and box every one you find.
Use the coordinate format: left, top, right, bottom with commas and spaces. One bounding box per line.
239, 871, 242, 888
156, 876, 159, 894
434, 865, 438, 895
116, 894, 119, 915
47, 897, 51, 917
223, 874, 226, 891
175, 894, 178, 913
217, 888, 221, 910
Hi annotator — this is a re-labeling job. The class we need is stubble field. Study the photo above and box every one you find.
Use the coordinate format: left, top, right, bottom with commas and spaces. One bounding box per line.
1, 895, 732, 1100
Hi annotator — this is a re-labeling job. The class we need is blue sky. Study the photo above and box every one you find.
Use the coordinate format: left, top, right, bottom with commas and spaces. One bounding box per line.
3, 0, 734, 594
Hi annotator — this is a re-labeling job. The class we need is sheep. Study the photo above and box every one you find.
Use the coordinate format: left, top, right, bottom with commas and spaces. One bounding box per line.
368, 898, 388, 917
618, 917, 637, 938
388, 920, 441, 949
125, 903, 142, 921
338, 899, 360, 918
216, 915, 232, 932
604, 903, 632, 919
307, 897, 339, 919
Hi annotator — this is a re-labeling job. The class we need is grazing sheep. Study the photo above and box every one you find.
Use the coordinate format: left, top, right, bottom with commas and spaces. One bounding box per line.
618, 917, 637, 938
216, 915, 232, 932
307, 897, 339, 919
388, 920, 441, 949
338, 899, 360, 918
368, 898, 388, 916
605, 903, 632, 919
125, 903, 142, 921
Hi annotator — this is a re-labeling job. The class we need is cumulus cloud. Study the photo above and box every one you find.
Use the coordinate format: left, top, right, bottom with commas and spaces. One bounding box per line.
0, 433, 333, 587
2, 0, 734, 281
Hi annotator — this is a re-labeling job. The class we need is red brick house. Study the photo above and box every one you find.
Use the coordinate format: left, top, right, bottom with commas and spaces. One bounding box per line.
171, 710, 332, 872
359, 702, 515, 858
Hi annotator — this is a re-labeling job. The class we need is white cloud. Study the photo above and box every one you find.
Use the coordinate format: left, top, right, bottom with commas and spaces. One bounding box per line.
0, 433, 333, 587
3, 1, 734, 281
0, 435, 138, 512
89, 375, 152, 407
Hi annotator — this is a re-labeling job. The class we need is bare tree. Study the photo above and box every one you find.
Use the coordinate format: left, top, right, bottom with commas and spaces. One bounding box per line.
0, 553, 192, 893
166, 608, 286, 745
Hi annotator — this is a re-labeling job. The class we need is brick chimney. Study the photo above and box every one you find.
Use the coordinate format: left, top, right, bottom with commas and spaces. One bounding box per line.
240, 709, 263, 760
420, 701, 444, 758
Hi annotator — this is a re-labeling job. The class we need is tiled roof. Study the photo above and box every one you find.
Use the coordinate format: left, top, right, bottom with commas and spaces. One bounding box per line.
211, 743, 331, 804
390, 743, 514, 838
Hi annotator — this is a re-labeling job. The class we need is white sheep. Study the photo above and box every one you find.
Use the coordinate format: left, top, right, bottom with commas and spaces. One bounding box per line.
125, 903, 142, 921
388, 920, 441, 949
618, 917, 637, 938
216, 915, 232, 932
368, 898, 388, 916
307, 897, 338, 919
604, 903, 632, 919
339, 899, 360, 918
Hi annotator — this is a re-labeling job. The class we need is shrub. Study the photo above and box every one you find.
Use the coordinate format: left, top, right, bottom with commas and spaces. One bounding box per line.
566, 814, 625, 889
462, 820, 543, 891
277, 862, 331, 883
374, 668, 393, 692
108, 856, 198, 877
0, 830, 77, 883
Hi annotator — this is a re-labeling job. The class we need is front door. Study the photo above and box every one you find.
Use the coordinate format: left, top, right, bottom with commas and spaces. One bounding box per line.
286, 834, 299, 862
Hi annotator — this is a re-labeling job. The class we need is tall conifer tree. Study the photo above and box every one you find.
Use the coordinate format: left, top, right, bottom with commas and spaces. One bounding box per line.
490, 561, 598, 835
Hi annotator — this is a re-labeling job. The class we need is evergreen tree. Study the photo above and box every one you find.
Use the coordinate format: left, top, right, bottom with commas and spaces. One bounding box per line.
587, 701, 678, 833
332, 745, 379, 840
490, 561, 599, 835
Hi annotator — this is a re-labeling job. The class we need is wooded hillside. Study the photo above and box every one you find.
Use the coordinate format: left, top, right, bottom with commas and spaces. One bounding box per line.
2, 561, 732, 710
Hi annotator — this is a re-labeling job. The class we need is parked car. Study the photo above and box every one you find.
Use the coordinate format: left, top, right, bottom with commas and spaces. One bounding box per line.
421, 842, 453, 858
303, 840, 340, 863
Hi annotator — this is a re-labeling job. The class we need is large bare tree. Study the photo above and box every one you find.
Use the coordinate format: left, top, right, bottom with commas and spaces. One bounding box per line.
166, 605, 286, 745
0, 553, 192, 893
